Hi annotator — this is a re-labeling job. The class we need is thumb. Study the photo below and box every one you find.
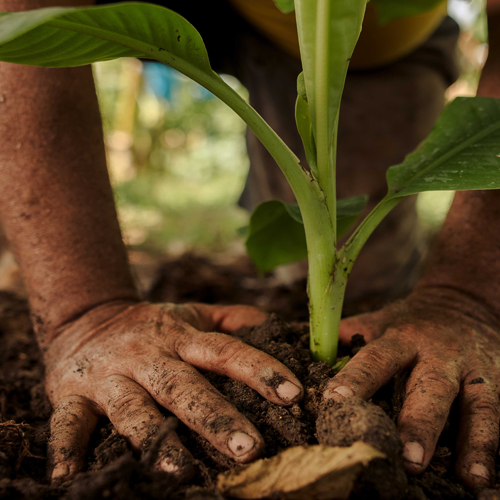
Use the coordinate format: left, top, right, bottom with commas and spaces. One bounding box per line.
182, 303, 268, 333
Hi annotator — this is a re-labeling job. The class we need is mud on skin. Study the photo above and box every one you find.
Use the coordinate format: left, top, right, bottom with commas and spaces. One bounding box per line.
0, 289, 486, 499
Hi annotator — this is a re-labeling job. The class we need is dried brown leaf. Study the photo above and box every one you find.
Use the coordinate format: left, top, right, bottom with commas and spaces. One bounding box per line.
217, 441, 385, 500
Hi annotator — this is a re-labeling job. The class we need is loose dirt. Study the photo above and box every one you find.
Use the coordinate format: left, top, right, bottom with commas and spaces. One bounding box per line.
0, 255, 494, 499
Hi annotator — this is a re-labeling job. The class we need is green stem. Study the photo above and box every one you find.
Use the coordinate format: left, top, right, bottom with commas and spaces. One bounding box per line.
315, 0, 337, 240
344, 196, 402, 272
308, 252, 346, 365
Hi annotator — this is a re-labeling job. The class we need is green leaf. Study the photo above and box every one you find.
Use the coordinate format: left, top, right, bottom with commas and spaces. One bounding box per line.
272, 0, 295, 14
245, 196, 368, 272
372, 0, 444, 24
0, 3, 212, 75
294, 0, 366, 172
387, 97, 500, 198
245, 200, 308, 273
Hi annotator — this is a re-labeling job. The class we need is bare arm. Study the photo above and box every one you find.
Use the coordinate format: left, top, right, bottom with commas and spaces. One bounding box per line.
0, 0, 139, 345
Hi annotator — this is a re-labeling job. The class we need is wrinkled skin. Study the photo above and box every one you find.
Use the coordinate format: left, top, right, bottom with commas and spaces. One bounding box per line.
45, 301, 302, 484
326, 286, 500, 491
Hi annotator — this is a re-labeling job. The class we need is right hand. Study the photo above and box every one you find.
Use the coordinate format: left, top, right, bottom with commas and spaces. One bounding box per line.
44, 301, 304, 484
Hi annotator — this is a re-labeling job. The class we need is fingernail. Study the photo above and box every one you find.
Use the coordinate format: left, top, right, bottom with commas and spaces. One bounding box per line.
470, 463, 490, 482
276, 380, 302, 402
160, 459, 180, 474
51, 462, 70, 483
228, 431, 255, 457
324, 385, 354, 401
403, 442, 424, 466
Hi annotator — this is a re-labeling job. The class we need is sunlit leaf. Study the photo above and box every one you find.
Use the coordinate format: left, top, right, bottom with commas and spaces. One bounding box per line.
387, 97, 500, 198
0, 3, 217, 86
294, 0, 366, 154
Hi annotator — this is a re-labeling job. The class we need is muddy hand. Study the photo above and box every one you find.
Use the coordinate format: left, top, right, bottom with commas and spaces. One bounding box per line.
323, 288, 500, 490
44, 302, 303, 485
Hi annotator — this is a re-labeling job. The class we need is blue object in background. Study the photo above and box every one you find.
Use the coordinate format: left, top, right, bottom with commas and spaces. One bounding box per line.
142, 62, 214, 102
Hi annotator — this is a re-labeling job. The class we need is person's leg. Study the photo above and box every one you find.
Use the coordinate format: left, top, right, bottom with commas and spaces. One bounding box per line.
234, 18, 460, 309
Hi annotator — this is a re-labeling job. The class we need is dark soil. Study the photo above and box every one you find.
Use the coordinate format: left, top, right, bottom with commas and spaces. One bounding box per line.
0, 254, 495, 499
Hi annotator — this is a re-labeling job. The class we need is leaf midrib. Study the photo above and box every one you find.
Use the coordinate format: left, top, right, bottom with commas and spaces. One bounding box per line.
47, 16, 213, 82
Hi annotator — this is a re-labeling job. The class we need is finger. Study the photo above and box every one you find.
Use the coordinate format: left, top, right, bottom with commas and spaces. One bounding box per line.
324, 330, 416, 401
49, 396, 98, 485
180, 303, 268, 333
339, 310, 389, 345
175, 330, 303, 406
455, 375, 500, 489
135, 357, 265, 463
99, 375, 195, 478
397, 358, 460, 474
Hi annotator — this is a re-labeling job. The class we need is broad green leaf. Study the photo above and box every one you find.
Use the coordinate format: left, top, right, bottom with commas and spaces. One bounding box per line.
245, 196, 367, 272
272, 0, 295, 14
294, 0, 366, 173
245, 200, 308, 272
0, 3, 213, 76
372, 0, 444, 24
387, 97, 500, 198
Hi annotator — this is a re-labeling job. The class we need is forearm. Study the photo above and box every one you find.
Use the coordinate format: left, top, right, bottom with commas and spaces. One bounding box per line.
415, 4, 500, 323
0, 0, 139, 343
416, 190, 500, 324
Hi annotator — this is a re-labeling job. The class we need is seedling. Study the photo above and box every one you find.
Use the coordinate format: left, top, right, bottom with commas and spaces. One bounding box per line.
0, 1, 499, 364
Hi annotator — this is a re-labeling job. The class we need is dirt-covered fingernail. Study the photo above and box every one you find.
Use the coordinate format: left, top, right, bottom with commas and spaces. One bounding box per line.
228, 431, 255, 457
160, 459, 180, 474
324, 385, 354, 401
469, 463, 490, 483
51, 462, 70, 483
276, 380, 302, 402
403, 442, 424, 466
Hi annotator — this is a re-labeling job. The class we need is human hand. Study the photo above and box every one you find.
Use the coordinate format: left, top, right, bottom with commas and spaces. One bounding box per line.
43, 301, 304, 484
324, 287, 500, 489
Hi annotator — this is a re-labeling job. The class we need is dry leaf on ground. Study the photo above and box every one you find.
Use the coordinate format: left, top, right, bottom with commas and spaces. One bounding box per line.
217, 441, 385, 500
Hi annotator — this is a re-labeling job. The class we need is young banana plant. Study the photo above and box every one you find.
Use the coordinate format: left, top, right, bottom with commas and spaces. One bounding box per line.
0, 0, 499, 364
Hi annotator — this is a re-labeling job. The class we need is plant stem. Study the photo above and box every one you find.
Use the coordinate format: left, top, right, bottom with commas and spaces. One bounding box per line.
308, 250, 346, 364
344, 196, 401, 271
315, 0, 337, 240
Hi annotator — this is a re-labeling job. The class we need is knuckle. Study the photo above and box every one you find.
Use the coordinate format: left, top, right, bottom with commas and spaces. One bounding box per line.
171, 325, 194, 355
152, 366, 196, 402
50, 397, 91, 428
354, 346, 400, 375
414, 366, 460, 397
465, 397, 500, 420
200, 408, 235, 436
211, 335, 251, 368
107, 391, 149, 421
425, 375, 459, 396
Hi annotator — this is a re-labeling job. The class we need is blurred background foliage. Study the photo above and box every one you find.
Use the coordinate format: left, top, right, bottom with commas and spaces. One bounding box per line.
93, 0, 487, 256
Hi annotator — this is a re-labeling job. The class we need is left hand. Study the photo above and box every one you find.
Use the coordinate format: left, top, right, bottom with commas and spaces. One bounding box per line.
323, 286, 500, 490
